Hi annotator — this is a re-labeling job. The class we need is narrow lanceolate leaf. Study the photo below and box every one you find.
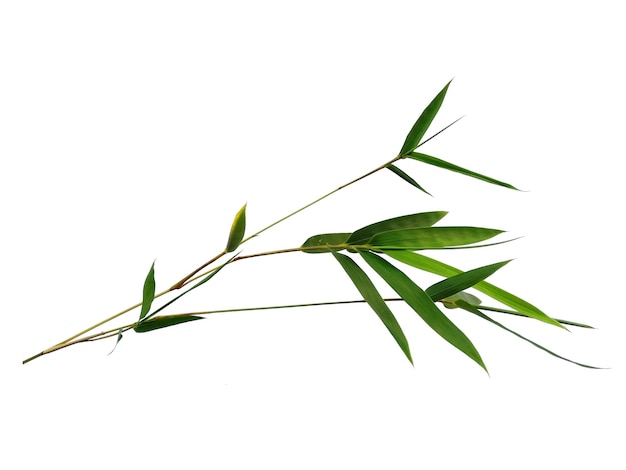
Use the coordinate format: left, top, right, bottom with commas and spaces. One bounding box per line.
225, 204, 247, 252
332, 252, 413, 365
369, 226, 503, 250
408, 152, 519, 190
386, 165, 431, 196
139, 261, 156, 321
107, 328, 124, 355
399, 80, 452, 156
134, 315, 204, 333
301, 233, 352, 253
426, 260, 512, 302
347, 211, 448, 245
137, 254, 238, 326
360, 251, 487, 372
384, 250, 565, 329
455, 300, 602, 369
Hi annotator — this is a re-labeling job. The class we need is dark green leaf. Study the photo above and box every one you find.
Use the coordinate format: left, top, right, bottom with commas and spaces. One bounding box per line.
455, 300, 602, 369
138, 254, 238, 324
369, 226, 503, 250
347, 211, 447, 245
386, 165, 431, 196
332, 252, 413, 365
139, 261, 156, 321
384, 250, 565, 329
226, 204, 247, 252
426, 260, 511, 302
301, 233, 352, 253
399, 80, 452, 156
135, 315, 204, 333
360, 251, 487, 372
408, 152, 519, 190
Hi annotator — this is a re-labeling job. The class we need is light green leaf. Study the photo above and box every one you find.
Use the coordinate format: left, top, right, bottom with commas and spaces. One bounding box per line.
360, 251, 487, 372
441, 291, 482, 309
408, 152, 519, 190
477, 305, 594, 329
107, 328, 124, 355
301, 233, 352, 253
332, 252, 413, 365
139, 261, 156, 321
225, 204, 247, 252
386, 165, 431, 196
347, 211, 447, 245
426, 260, 511, 302
455, 300, 602, 369
134, 315, 204, 333
399, 80, 452, 156
369, 226, 503, 250
384, 250, 565, 329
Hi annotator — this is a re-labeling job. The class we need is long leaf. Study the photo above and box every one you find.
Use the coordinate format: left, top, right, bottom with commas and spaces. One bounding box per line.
455, 300, 601, 369
426, 260, 511, 302
408, 152, 519, 190
399, 80, 452, 156
139, 261, 156, 321
301, 233, 352, 253
360, 251, 487, 372
226, 204, 247, 252
369, 226, 503, 250
332, 252, 413, 365
135, 315, 204, 333
386, 165, 431, 196
347, 211, 447, 245
384, 250, 565, 329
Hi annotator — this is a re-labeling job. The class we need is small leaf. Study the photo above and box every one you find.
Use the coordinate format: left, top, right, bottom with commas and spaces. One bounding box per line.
399, 80, 452, 156
107, 328, 124, 355
139, 261, 156, 321
347, 211, 447, 245
226, 204, 247, 252
426, 260, 511, 302
384, 250, 565, 329
408, 152, 519, 190
369, 226, 503, 250
301, 233, 352, 253
360, 251, 487, 372
386, 165, 431, 196
441, 291, 482, 309
456, 300, 602, 369
134, 315, 204, 333
332, 252, 413, 365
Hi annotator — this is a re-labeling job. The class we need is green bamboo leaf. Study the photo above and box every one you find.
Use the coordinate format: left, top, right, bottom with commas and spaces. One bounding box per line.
134, 315, 204, 333
332, 252, 413, 365
360, 251, 487, 372
384, 250, 565, 329
441, 292, 482, 309
138, 254, 238, 326
386, 165, 431, 196
107, 328, 124, 355
225, 204, 247, 252
399, 80, 452, 156
455, 300, 602, 369
347, 211, 447, 245
408, 152, 519, 190
476, 305, 594, 329
426, 260, 511, 302
301, 233, 352, 253
139, 261, 156, 321
369, 226, 503, 250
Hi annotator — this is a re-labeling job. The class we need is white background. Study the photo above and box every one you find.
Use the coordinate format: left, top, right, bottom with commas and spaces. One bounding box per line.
3, 1, 625, 469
